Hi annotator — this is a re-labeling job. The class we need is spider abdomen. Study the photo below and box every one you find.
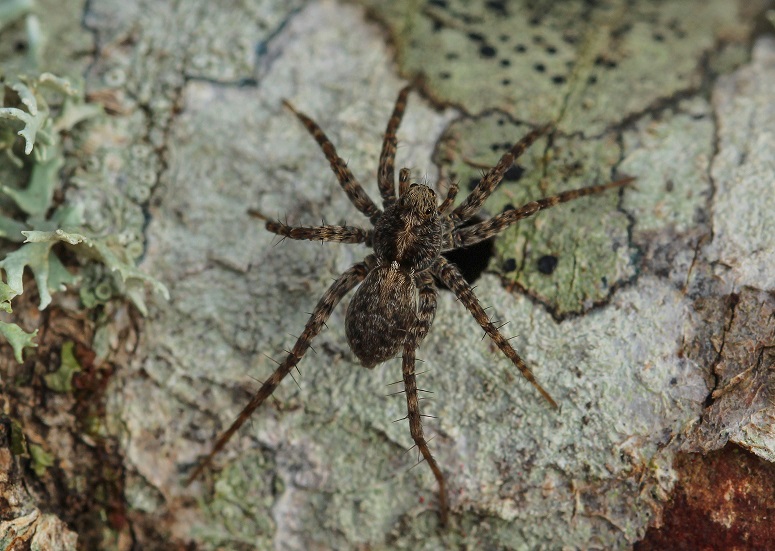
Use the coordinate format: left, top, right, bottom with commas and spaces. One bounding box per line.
345, 263, 417, 368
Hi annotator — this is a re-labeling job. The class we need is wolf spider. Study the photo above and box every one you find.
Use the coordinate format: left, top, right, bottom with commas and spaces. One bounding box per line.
187, 85, 632, 524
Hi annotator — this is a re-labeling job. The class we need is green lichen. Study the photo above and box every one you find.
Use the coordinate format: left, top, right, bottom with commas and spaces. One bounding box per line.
0, 229, 79, 310
356, 0, 750, 316
0, 0, 34, 27
0, 72, 167, 361
0, 0, 40, 70
195, 449, 277, 548
28, 442, 54, 477
43, 340, 81, 392
0, 317, 36, 362
438, 112, 635, 316
23, 229, 169, 314
359, 0, 751, 135
7, 416, 26, 455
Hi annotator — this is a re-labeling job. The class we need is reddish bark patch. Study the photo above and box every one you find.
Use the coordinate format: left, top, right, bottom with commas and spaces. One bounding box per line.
636, 445, 775, 551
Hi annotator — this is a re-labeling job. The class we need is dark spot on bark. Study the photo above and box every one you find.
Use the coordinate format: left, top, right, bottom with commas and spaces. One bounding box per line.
480, 45, 497, 58
594, 55, 617, 69
537, 255, 558, 275
502, 258, 517, 272
486, 0, 508, 16
610, 23, 632, 39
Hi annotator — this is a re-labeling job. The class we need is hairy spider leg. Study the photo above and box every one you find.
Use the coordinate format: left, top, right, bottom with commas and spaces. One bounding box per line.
253, 216, 372, 245
437, 180, 459, 215
378, 85, 411, 206
186, 258, 373, 485
282, 99, 381, 222
450, 177, 634, 248
433, 257, 558, 408
398, 167, 411, 197
401, 271, 448, 523
450, 124, 553, 224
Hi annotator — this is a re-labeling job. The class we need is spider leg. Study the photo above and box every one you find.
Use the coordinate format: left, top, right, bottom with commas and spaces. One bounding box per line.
450, 124, 552, 224
402, 271, 448, 523
398, 167, 411, 197
412, 271, 437, 344
437, 180, 459, 215
378, 85, 411, 206
433, 257, 558, 408
448, 177, 633, 249
282, 100, 381, 222
250, 210, 372, 244
186, 257, 373, 485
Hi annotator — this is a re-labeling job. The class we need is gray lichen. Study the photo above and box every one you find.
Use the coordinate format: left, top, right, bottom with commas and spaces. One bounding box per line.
5, 0, 772, 549
103, 1, 765, 549
681, 37, 775, 462
358, 0, 753, 135
0, 71, 166, 362
436, 113, 635, 316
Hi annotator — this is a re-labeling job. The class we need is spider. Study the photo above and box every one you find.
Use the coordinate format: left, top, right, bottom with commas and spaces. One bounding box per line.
187, 85, 632, 524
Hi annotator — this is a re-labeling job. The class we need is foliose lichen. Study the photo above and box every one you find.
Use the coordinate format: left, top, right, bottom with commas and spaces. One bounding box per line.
0, 71, 167, 363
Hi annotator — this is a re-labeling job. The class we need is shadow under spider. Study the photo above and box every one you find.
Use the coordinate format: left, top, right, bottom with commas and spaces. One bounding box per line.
438, 214, 495, 289
187, 85, 633, 526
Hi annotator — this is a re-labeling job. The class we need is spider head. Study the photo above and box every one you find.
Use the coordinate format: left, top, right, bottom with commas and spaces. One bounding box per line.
373, 182, 442, 272
399, 183, 438, 222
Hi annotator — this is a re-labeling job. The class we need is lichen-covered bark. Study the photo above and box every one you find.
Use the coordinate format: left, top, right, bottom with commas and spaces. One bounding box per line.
2, 1, 774, 550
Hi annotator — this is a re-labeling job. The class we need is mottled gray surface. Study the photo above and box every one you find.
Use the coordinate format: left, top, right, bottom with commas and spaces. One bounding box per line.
681, 38, 775, 463
106, 2, 769, 549
3, 0, 774, 549
707, 38, 775, 292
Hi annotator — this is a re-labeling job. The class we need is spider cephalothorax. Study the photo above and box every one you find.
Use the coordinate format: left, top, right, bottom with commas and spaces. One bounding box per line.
188, 86, 632, 525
